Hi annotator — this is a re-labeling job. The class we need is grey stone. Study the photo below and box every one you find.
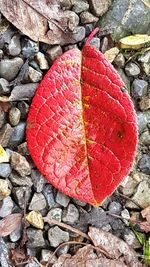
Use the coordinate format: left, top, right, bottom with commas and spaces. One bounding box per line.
13, 186, 32, 209
10, 83, 38, 101
11, 152, 31, 177
121, 209, 130, 225
46, 45, 62, 64
72, 0, 89, 14
21, 38, 39, 58
89, 0, 111, 17
131, 79, 148, 99
0, 237, 11, 267
0, 78, 10, 95
56, 191, 70, 207
110, 218, 125, 237
84, 24, 94, 36
57, 244, 69, 256
73, 198, 86, 206
47, 208, 62, 222
142, 62, 150, 76
0, 109, 5, 129
108, 201, 122, 215
79, 208, 108, 229
9, 223, 22, 242
140, 131, 150, 145
137, 111, 150, 133
35, 52, 49, 70
8, 122, 26, 147
101, 36, 109, 54
18, 142, 30, 156
0, 124, 13, 147
18, 101, 29, 119
62, 204, 79, 224
31, 169, 45, 193
0, 49, 3, 59
116, 69, 130, 92
63, 44, 78, 52
41, 249, 57, 264
125, 62, 140, 76
48, 226, 69, 247
0, 196, 14, 217
28, 66, 42, 82
9, 172, 33, 187
27, 228, 45, 248
138, 50, 150, 63
60, 0, 75, 10
25, 261, 39, 267
0, 163, 11, 178
99, 0, 150, 41
43, 184, 56, 209
8, 34, 21, 56
131, 180, 150, 209
63, 11, 79, 31
119, 175, 138, 197
80, 11, 99, 24
9, 107, 21, 126
0, 57, 24, 81
114, 53, 125, 68
138, 154, 150, 175
89, 37, 100, 50
123, 229, 141, 249
29, 193, 47, 211
139, 96, 150, 111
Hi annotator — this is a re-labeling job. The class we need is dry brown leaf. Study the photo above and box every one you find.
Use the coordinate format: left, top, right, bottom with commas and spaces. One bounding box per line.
88, 227, 144, 267
0, 0, 85, 45
0, 213, 22, 237
140, 206, 150, 233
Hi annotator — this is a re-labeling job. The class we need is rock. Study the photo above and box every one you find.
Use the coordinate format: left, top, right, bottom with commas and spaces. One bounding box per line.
99, 0, 150, 41
21, 38, 39, 58
0, 78, 10, 95
0, 145, 9, 163
25, 261, 39, 267
138, 154, 150, 175
46, 208, 62, 223
114, 53, 125, 68
138, 50, 150, 63
73, 198, 86, 207
8, 122, 26, 147
79, 207, 108, 229
104, 47, 119, 63
101, 36, 108, 53
0, 196, 14, 217
46, 45, 62, 64
0, 108, 5, 129
0, 57, 23, 81
8, 107, 21, 126
18, 142, 30, 156
128, 180, 150, 209
0, 49, 3, 59
28, 66, 42, 82
9, 172, 33, 187
121, 209, 130, 225
125, 62, 140, 76
64, 44, 78, 52
108, 201, 122, 215
142, 62, 150, 76
8, 34, 21, 56
29, 193, 47, 211
119, 175, 139, 197
12, 186, 32, 209
131, 79, 148, 99
0, 163, 11, 178
72, 0, 89, 14
110, 218, 125, 237
9, 223, 22, 242
62, 204, 79, 224
43, 184, 56, 209
31, 169, 45, 193
139, 97, 150, 111
41, 249, 57, 264
10, 83, 38, 101
0, 124, 13, 147
48, 226, 69, 247
60, 0, 75, 10
123, 229, 141, 249
26, 211, 44, 229
80, 11, 99, 24
11, 151, 31, 177
27, 228, 45, 248
84, 23, 94, 36
56, 191, 70, 207
137, 111, 150, 133
35, 52, 49, 70
140, 131, 150, 145
88, 37, 100, 50
89, 0, 111, 17
0, 179, 10, 200
116, 69, 130, 92
63, 11, 79, 31
18, 101, 29, 119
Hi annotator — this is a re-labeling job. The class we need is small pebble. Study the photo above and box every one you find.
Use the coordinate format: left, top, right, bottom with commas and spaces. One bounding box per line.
29, 193, 47, 211
63, 10, 79, 31
104, 47, 119, 63
9, 107, 21, 126
0, 78, 10, 95
18, 142, 30, 156
140, 131, 150, 145
18, 101, 29, 119
0, 163, 11, 178
48, 226, 69, 247
62, 204, 79, 224
9, 172, 33, 187
131, 79, 148, 99
114, 53, 125, 68
21, 38, 39, 58
35, 52, 49, 70
13, 186, 32, 209
31, 169, 45, 193
0, 145, 9, 163
89, 37, 100, 50
11, 151, 31, 176
28, 66, 42, 82
43, 184, 56, 209
138, 50, 150, 63
139, 96, 150, 111
142, 62, 150, 76
101, 37, 108, 53
9, 223, 22, 242
89, 0, 111, 16
46, 208, 62, 223
138, 154, 150, 175
8, 122, 26, 147
108, 201, 122, 215
0, 49, 3, 59
0, 196, 14, 217
121, 209, 130, 225
60, 0, 75, 10
27, 228, 45, 248
0, 124, 13, 147
56, 191, 70, 207
125, 62, 140, 76
72, 0, 89, 14
8, 34, 21, 56
46, 45, 62, 64
25, 261, 39, 267
80, 11, 99, 24
0, 57, 23, 81
41, 249, 57, 264
0, 179, 10, 200
57, 244, 69, 256
26, 211, 44, 229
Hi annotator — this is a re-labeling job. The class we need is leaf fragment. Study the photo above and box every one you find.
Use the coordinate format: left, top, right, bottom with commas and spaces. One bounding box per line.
0, 213, 22, 237
119, 34, 150, 50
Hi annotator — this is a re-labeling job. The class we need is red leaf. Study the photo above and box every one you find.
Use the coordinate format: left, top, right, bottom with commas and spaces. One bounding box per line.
26, 28, 138, 206
0, 213, 22, 237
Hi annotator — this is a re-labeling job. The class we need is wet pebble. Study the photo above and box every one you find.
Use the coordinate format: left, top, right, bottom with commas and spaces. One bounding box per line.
131, 79, 148, 99
0, 78, 10, 95
48, 226, 69, 247
8, 34, 21, 56
29, 193, 47, 211
0, 163, 11, 178
9, 107, 21, 126
80, 11, 98, 24
0, 57, 23, 81
31, 169, 45, 193
10, 151, 31, 176
62, 204, 79, 224
0, 196, 14, 217
56, 191, 70, 207
27, 228, 45, 248
125, 62, 140, 76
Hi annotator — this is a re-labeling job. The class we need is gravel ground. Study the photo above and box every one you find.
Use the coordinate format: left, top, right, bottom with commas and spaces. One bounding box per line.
0, 1, 150, 266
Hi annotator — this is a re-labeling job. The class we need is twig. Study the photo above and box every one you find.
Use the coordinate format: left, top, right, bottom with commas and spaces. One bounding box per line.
116, 192, 143, 209
46, 241, 112, 267
106, 212, 130, 221
44, 217, 90, 240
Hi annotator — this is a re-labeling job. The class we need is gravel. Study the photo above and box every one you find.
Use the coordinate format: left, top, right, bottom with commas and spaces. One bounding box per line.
48, 226, 69, 247
0, 57, 23, 81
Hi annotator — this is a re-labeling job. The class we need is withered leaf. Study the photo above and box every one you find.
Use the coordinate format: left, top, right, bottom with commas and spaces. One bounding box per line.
0, 213, 22, 237
140, 206, 150, 233
0, 0, 85, 45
